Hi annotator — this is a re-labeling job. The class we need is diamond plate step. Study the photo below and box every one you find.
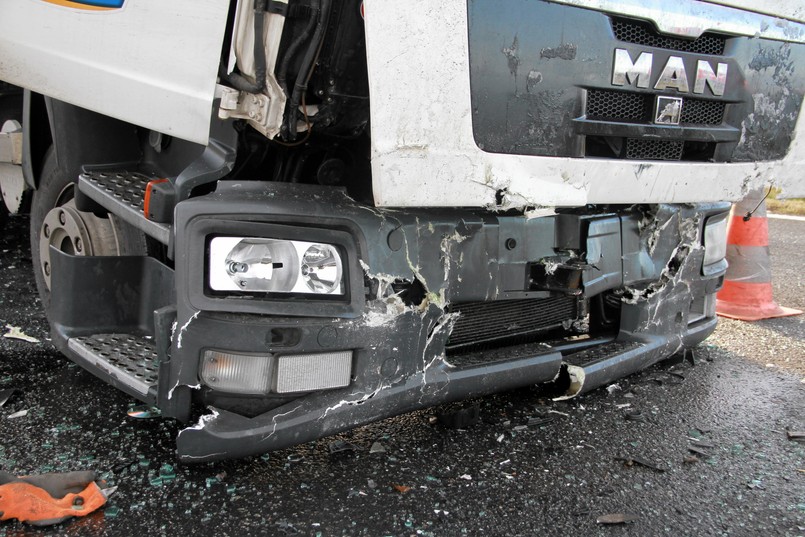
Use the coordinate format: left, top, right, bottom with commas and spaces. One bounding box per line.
78, 170, 170, 244
68, 334, 160, 397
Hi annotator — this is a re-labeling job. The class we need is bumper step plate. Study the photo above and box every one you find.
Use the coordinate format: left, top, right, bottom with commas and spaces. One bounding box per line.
79, 170, 170, 244
68, 334, 159, 401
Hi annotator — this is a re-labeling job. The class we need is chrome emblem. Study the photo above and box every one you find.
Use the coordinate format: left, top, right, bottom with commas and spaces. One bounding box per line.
611, 49, 728, 96
655, 96, 683, 125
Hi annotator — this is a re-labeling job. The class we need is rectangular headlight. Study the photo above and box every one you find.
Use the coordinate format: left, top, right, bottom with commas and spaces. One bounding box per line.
209, 237, 344, 295
703, 215, 728, 267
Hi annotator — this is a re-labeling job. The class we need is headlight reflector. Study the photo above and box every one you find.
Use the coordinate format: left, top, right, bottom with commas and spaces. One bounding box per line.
209, 237, 344, 295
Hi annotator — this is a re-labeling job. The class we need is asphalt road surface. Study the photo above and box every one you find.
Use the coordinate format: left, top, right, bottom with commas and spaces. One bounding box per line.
0, 215, 803, 537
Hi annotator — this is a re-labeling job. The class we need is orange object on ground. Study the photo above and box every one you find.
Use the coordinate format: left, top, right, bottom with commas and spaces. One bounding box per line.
716, 188, 802, 321
0, 474, 107, 526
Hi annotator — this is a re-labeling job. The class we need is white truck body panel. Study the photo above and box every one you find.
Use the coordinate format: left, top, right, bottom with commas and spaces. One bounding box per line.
364, 0, 805, 208
0, 0, 230, 146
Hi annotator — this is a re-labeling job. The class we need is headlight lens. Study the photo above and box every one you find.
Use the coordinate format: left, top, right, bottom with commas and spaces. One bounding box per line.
209, 237, 345, 295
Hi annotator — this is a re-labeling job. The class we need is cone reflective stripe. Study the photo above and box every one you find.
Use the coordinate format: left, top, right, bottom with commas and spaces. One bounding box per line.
716, 188, 802, 321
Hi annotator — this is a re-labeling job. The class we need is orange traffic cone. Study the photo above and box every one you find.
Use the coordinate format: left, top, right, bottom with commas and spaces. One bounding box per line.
716, 188, 802, 321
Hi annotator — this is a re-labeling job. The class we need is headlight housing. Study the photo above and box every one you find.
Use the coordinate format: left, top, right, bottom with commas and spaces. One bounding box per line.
209, 237, 344, 295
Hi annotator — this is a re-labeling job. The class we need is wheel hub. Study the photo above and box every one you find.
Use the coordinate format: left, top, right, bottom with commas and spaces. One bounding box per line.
39, 200, 119, 289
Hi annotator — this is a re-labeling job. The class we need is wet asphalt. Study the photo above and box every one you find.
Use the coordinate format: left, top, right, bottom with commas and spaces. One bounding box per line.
0, 215, 803, 537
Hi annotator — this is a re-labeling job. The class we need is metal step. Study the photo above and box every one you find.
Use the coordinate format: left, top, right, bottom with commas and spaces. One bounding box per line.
78, 170, 171, 244
68, 334, 160, 399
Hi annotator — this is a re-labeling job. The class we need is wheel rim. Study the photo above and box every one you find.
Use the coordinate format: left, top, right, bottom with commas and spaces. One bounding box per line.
38, 185, 122, 290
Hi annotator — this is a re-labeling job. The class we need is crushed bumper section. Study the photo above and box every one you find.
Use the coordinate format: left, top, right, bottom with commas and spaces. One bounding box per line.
165, 183, 728, 461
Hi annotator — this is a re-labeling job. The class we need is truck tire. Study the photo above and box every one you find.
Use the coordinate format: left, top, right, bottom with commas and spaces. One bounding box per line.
30, 149, 147, 313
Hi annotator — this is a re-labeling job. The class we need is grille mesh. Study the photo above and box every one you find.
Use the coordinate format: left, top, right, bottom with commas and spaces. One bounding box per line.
626, 138, 684, 160
680, 99, 725, 125
446, 296, 579, 349
587, 90, 649, 122
587, 90, 725, 126
612, 17, 726, 55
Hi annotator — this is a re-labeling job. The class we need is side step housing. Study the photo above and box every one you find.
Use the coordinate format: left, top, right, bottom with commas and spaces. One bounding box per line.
48, 248, 175, 403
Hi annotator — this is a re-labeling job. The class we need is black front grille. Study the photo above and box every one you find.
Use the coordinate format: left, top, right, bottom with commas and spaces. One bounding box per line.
612, 17, 727, 55
446, 296, 580, 350
626, 138, 684, 160
587, 90, 725, 126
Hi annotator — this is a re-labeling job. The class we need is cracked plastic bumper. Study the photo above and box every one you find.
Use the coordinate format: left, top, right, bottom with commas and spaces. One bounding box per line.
176, 318, 716, 462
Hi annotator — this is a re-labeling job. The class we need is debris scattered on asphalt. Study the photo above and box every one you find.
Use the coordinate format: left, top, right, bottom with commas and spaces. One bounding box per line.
392, 484, 412, 493
3, 325, 39, 343
436, 401, 480, 429
683, 455, 699, 464
596, 513, 638, 525
615, 456, 665, 472
526, 416, 554, 427
548, 410, 570, 417
606, 383, 622, 394
786, 430, 805, 442
127, 406, 161, 419
367, 479, 377, 489
459, 474, 472, 480
623, 409, 646, 422
687, 445, 710, 457
747, 479, 764, 490
369, 441, 386, 454
328, 440, 358, 454
0, 388, 19, 407
7, 409, 28, 419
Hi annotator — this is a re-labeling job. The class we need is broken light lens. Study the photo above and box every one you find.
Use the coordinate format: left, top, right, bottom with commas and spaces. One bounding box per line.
209, 237, 344, 295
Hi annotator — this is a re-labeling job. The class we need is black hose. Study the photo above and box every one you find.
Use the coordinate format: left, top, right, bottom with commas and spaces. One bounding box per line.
277, 1, 320, 102
285, 0, 331, 140
225, 0, 268, 94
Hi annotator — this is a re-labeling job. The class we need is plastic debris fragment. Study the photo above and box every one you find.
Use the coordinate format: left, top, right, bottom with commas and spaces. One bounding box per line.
7, 409, 28, 419
392, 484, 412, 493
596, 513, 638, 525
0, 388, 19, 407
329, 440, 358, 454
786, 430, 805, 442
369, 441, 386, 454
3, 325, 40, 343
526, 416, 553, 427
615, 456, 665, 472
127, 406, 162, 419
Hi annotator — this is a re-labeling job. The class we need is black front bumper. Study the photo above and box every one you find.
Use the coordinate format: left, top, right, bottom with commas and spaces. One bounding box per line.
49, 182, 728, 461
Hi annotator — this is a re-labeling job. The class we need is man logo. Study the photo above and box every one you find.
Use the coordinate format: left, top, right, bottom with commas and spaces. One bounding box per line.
611, 48, 728, 96
655, 96, 683, 125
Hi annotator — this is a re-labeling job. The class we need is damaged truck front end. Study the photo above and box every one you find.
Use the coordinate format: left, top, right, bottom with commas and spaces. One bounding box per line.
6, 0, 803, 462
50, 181, 729, 461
